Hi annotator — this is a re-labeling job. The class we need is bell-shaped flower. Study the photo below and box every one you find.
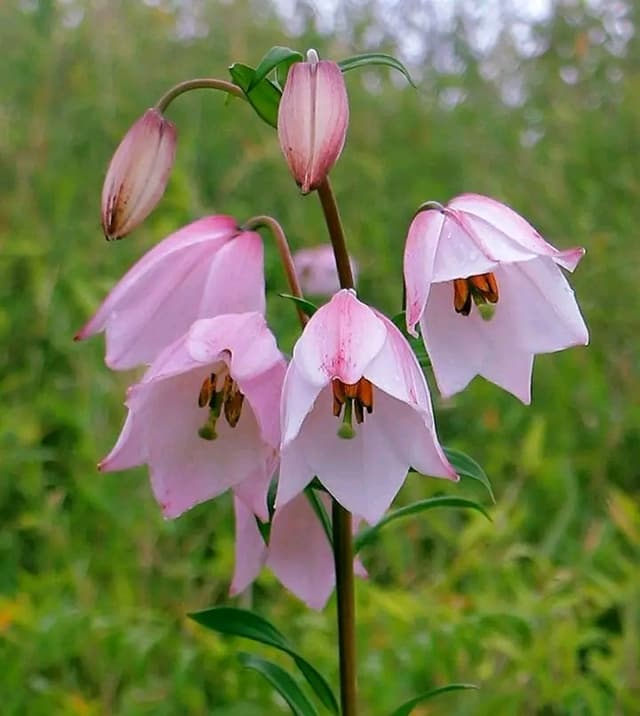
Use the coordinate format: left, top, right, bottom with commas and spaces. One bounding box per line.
99, 312, 286, 519
76, 216, 266, 370
101, 108, 177, 240
231, 492, 366, 610
404, 193, 589, 404
277, 49, 349, 194
293, 244, 358, 296
277, 289, 457, 524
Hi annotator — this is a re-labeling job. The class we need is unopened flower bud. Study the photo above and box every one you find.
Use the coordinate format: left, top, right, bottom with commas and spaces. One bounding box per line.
101, 108, 177, 240
277, 49, 349, 194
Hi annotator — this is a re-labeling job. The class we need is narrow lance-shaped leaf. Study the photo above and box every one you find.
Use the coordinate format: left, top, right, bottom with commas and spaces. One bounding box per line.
229, 63, 282, 128
189, 607, 338, 714
238, 653, 319, 716
338, 52, 416, 87
443, 447, 496, 503
354, 496, 491, 553
251, 46, 304, 90
279, 293, 318, 318
389, 683, 479, 716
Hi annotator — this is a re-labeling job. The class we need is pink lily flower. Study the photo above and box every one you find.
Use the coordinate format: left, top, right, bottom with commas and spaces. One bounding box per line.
277, 289, 457, 524
278, 49, 349, 194
99, 312, 286, 519
76, 216, 265, 370
101, 108, 177, 240
404, 193, 589, 403
293, 244, 358, 296
231, 492, 366, 610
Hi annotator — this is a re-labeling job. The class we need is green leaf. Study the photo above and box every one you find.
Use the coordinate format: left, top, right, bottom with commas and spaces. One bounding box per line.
238, 653, 319, 716
251, 46, 303, 90
389, 683, 479, 716
229, 62, 281, 128
338, 52, 416, 87
444, 447, 496, 503
279, 293, 318, 317
189, 607, 338, 714
354, 497, 491, 552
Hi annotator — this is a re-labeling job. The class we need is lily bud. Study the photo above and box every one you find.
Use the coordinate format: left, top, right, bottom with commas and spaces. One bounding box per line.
277, 49, 349, 194
101, 108, 177, 240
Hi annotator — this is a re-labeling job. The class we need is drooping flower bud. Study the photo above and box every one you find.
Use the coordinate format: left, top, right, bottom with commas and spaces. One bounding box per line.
277, 49, 349, 194
101, 108, 177, 240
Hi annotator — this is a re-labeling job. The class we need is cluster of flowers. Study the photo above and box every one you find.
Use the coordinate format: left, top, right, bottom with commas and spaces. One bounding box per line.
78, 51, 588, 609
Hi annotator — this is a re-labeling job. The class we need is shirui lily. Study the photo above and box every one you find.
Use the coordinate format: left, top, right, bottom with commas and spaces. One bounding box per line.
99, 313, 286, 519
278, 50, 349, 194
101, 108, 177, 240
277, 289, 457, 524
404, 193, 589, 403
76, 216, 265, 370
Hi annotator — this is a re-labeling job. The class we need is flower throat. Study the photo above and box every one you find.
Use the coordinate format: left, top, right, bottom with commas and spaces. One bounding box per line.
332, 377, 373, 440
197, 372, 244, 440
453, 272, 499, 316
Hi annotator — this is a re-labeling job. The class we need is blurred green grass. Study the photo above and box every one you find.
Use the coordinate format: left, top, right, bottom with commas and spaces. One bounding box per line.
1, 1, 639, 714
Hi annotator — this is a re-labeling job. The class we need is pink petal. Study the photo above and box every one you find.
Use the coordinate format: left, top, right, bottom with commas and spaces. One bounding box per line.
234, 467, 273, 523
496, 257, 589, 353
76, 216, 242, 370
278, 55, 349, 193
267, 493, 336, 610
198, 231, 266, 316
449, 193, 585, 269
186, 314, 287, 448
279, 387, 415, 523
367, 311, 431, 409
292, 289, 387, 386
102, 315, 283, 518
421, 279, 535, 403
280, 361, 324, 445
98, 387, 148, 472
230, 497, 267, 596
142, 371, 271, 518
404, 209, 445, 335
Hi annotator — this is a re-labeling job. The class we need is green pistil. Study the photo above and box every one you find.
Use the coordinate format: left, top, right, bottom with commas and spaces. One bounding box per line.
198, 391, 224, 441
477, 303, 496, 321
198, 407, 220, 440
337, 399, 356, 440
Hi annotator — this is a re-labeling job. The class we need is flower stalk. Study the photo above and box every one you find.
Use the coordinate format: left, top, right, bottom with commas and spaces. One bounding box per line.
316, 176, 358, 715
242, 215, 307, 326
155, 78, 245, 113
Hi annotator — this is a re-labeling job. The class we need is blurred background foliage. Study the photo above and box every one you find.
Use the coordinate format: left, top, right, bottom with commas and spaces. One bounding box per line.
1, 0, 639, 713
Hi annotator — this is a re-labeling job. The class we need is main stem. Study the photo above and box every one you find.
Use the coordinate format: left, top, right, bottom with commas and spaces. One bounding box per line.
332, 501, 357, 716
317, 178, 357, 716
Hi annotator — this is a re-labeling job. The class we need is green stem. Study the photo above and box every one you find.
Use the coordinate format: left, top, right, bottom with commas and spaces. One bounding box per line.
155, 78, 244, 113
332, 501, 357, 716
316, 176, 358, 715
